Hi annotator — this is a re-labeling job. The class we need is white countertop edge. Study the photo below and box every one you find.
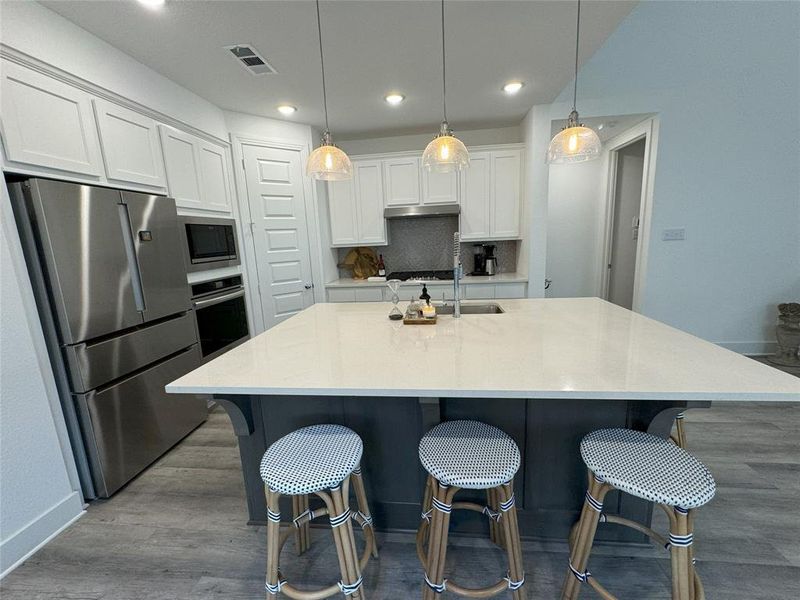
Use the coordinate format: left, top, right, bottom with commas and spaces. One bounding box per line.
165, 384, 799, 402
325, 274, 529, 288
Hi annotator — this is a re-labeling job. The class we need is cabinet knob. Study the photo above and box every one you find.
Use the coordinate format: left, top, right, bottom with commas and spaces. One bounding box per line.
304, 284, 314, 290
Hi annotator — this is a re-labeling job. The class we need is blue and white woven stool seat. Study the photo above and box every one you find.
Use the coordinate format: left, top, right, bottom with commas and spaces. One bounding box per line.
419, 420, 521, 489
580, 428, 716, 508
260, 424, 363, 495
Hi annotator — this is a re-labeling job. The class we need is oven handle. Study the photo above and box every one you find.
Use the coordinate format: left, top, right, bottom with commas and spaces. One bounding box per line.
192, 288, 245, 309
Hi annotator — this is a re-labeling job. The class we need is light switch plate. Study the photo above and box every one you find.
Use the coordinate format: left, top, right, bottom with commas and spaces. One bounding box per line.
662, 228, 686, 241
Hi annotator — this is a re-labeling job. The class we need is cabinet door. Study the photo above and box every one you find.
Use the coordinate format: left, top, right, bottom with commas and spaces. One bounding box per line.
93, 98, 166, 188
490, 150, 522, 239
354, 160, 387, 245
327, 179, 358, 246
459, 151, 491, 240
464, 284, 495, 300
383, 157, 420, 206
422, 168, 458, 205
198, 141, 233, 213
158, 125, 202, 210
0, 60, 103, 176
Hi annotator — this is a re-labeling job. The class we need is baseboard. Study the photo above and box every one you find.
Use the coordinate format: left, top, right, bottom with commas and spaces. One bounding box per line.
716, 341, 778, 355
0, 491, 85, 579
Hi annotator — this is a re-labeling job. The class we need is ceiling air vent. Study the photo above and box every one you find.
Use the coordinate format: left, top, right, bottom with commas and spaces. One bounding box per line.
224, 44, 277, 76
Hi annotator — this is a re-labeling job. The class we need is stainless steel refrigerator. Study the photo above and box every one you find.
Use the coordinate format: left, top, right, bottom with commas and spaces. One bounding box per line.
9, 177, 206, 498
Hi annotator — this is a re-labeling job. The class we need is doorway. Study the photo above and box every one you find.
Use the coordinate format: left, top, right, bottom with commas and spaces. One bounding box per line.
598, 117, 658, 312
606, 138, 645, 309
238, 140, 316, 332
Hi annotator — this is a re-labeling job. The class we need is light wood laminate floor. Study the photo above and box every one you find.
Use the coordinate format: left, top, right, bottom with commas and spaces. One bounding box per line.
2, 369, 798, 598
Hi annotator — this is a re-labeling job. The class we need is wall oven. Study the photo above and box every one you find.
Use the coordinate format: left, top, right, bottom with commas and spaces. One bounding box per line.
180, 216, 240, 272
191, 275, 249, 361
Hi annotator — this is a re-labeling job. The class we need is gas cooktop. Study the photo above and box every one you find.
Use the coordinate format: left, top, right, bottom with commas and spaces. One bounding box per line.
385, 270, 454, 282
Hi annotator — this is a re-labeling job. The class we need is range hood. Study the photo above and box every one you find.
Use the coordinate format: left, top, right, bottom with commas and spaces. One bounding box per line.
384, 204, 460, 219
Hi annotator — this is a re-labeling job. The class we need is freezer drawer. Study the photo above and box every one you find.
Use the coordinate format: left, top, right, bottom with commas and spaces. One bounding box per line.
75, 345, 205, 497
64, 311, 198, 393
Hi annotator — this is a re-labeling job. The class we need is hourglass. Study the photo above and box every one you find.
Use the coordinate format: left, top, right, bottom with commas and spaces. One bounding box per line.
387, 279, 404, 320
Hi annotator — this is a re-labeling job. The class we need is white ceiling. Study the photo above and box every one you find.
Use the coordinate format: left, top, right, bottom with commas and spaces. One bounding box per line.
42, 0, 637, 139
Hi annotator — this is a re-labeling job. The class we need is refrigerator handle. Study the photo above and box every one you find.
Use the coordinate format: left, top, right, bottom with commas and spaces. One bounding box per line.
117, 203, 147, 313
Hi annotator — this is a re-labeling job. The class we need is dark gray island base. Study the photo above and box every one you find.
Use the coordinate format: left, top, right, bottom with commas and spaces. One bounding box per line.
214, 394, 706, 543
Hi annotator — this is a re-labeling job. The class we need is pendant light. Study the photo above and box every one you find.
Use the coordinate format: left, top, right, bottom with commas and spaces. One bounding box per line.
306, 0, 353, 180
547, 0, 601, 164
422, 0, 469, 173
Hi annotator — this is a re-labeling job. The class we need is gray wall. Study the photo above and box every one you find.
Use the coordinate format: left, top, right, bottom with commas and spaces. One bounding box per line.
336, 216, 517, 277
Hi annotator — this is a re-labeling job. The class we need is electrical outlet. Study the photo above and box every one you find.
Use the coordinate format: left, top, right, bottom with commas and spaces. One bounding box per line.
662, 228, 686, 241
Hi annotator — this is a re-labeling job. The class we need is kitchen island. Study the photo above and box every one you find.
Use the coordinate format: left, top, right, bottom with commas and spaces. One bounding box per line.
166, 298, 800, 541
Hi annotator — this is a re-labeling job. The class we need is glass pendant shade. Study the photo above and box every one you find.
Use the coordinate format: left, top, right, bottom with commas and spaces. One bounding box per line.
547, 111, 601, 164
306, 131, 353, 181
422, 122, 470, 173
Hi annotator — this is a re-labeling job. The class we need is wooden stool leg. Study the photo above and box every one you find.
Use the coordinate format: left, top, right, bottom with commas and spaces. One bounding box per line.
561, 471, 611, 600
328, 479, 366, 600
486, 487, 505, 549
675, 413, 688, 448
497, 481, 526, 600
265, 487, 284, 596
669, 507, 695, 600
292, 494, 311, 556
350, 464, 379, 558
422, 481, 456, 600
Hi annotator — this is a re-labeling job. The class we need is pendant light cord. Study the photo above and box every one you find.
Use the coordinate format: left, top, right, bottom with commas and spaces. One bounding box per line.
441, 0, 447, 123
572, 0, 581, 111
315, 0, 330, 132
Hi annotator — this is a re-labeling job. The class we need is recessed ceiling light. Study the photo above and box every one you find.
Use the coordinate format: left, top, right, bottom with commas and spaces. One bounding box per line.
277, 105, 297, 116
384, 93, 405, 106
138, 0, 165, 9
502, 80, 525, 95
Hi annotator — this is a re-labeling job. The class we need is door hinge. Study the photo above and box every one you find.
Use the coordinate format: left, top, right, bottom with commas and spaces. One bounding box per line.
241, 158, 246, 171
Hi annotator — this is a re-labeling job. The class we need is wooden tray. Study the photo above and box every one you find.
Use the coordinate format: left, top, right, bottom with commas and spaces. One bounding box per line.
403, 316, 437, 325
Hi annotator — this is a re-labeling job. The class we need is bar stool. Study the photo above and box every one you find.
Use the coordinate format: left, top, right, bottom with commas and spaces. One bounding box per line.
562, 428, 716, 600
260, 424, 378, 599
416, 420, 526, 599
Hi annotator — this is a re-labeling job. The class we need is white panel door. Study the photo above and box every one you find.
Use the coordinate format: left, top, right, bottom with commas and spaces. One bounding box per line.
0, 60, 103, 176
354, 160, 387, 245
93, 98, 165, 188
242, 143, 314, 330
422, 168, 458, 205
383, 156, 420, 206
158, 125, 202, 210
491, 150, 522, 239
327, 178, 358, 246
198, 141, 233, 213
459, 152, 491, 240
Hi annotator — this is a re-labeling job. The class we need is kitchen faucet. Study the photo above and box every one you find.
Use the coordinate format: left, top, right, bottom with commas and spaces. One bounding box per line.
453, 232, 462, 318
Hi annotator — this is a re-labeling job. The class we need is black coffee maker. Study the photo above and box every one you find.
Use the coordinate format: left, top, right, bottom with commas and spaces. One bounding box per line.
472, 244, 497, 276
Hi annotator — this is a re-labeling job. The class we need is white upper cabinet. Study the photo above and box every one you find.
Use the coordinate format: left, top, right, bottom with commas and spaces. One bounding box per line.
0, 60, 103, 177
422, 168, 459, 205
460, 148, 522, 240
327, 160, 387, 247
328, 178, 358, 246
159, 125, 202, 209
491, 150, 522, 239
93, 98, 166, 188
197, 141, 233, 213
383, 157, 420, 206
159, 125, 233, 214
460, 151, 491, 240
353, 160, 387, 245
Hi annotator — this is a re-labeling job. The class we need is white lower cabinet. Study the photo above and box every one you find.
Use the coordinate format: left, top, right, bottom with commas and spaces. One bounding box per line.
327, 287, 383, 303
330, 282, 527, 303
93, 98, 166, 188
0, 60, 104, 177
464, 284, 495, 300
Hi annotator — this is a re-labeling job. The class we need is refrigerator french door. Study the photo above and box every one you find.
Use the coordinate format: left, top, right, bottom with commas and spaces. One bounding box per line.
10, 178, 207, 498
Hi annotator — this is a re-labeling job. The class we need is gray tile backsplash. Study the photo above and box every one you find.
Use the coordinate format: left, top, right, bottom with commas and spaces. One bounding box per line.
336, 216, 517, 277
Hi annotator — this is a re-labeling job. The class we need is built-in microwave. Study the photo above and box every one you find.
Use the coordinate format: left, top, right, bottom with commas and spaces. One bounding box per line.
179, 216, 240, 272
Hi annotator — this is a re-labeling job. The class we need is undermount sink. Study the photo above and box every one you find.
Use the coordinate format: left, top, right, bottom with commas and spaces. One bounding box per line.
436, 303, 505, 315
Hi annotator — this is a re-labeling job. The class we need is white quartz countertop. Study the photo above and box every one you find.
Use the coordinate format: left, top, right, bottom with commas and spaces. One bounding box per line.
325, 273, 528, 287
166, 298, 800, 401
